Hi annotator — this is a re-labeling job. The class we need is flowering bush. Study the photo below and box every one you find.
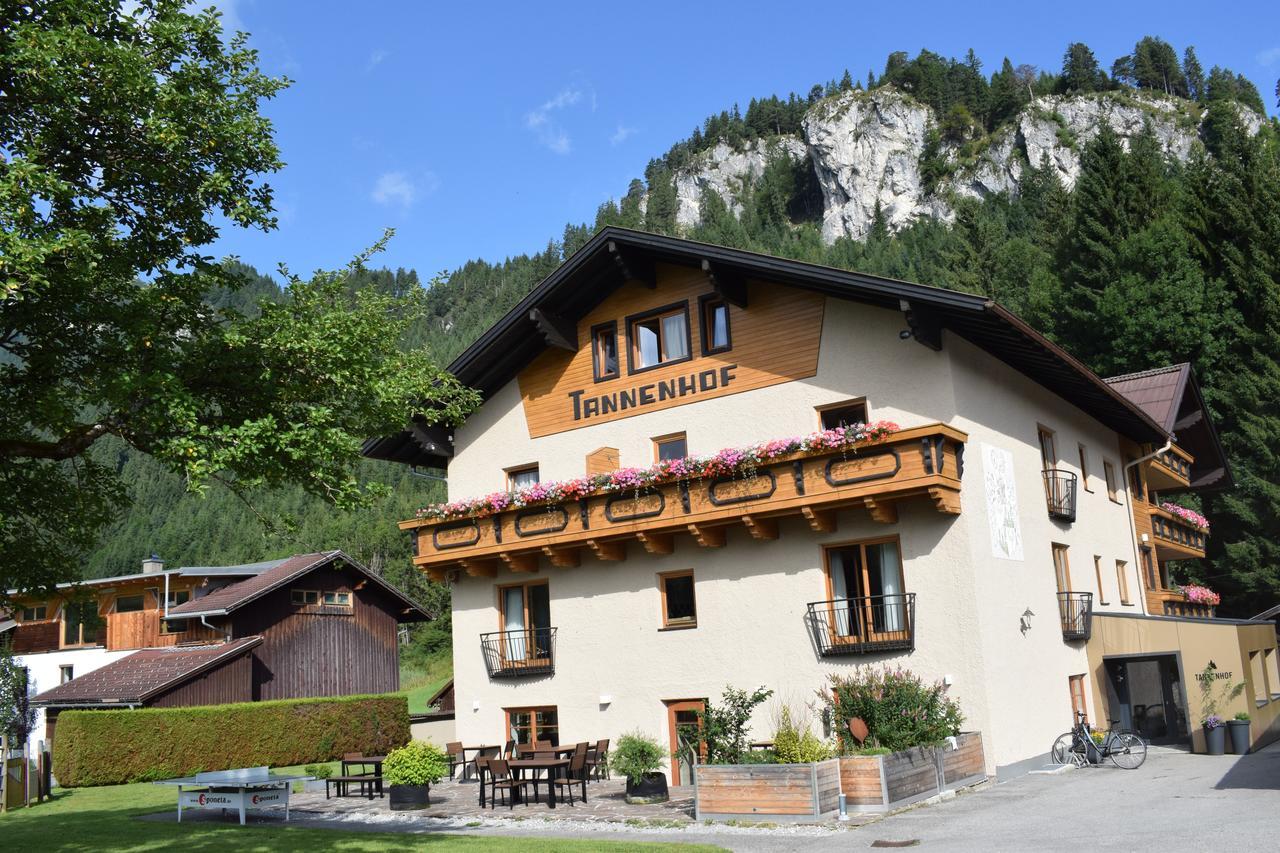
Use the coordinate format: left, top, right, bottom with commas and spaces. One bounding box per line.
416, 421, 900, 521
823, 666, 963, 754
1181, 584, 1220, 606
1160, 502, 1210, 532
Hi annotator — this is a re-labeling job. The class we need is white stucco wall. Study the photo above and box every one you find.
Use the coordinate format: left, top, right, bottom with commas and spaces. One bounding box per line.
14, 647, 132, 754
443, 295, 1149, 773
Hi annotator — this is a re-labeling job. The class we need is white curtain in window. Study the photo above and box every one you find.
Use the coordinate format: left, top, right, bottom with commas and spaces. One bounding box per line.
877, 542, 905, 632
504, 587, 526, 659
830, 552, 853, 637
661, 314, 688, 360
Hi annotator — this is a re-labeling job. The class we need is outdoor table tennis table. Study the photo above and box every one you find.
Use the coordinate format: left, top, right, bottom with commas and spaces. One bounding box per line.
154, 766, 313, 825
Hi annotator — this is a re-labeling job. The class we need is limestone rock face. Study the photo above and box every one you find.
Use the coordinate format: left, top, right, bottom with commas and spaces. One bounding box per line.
673, 138, 808, 229
665, 88, 1261, 244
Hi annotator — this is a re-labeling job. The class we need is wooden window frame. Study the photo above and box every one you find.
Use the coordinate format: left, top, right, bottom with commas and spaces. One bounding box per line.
1037, 425, 1058, 469
504, 704, 559, 746
497, 579, 551, 641
658, 570, 697, 630
159, 617, 186, 635
19, 604, 48, 622
322, 591, 352, 607
652, 431, 688, 463
1124, 456, 1146, 503
1116, 560, 1132, 605
291, 589, 321, 606
1078, 444, 1092, 492
821, 535, 907, 647
1068, 674, 1088, 724
59, 665, 74, 685
59, 600, 101, 649
1051, 543, 1071, 593
590, 321, 620, 382
1249, 651, 1268, 706
1093, 555, 1109, 605
505, 463, 540, 492
698, 293, 732, 355
1103, 460, 1120, 503
816, 398, 870, 431
166, 589, 191, 608
665, 698, 706, 783
1266, 648, 1280, 700
625, 301, 692, 375
114, 593, 146, 614
1140, 546, 1158, 591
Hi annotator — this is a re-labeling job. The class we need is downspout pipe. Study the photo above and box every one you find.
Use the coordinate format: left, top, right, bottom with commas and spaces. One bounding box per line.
1124, 439, 1174, 616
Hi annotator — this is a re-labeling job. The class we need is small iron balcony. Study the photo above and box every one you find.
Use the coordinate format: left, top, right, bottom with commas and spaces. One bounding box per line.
481, 627, 556, 678
808, 594, 916, 656
1043, 469, 1078, 522
1057, 592, 1093, 641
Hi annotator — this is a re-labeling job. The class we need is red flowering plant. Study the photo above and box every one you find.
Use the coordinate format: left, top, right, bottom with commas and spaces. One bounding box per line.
1180, 584, 1220, 606
416, 420, 899, 521
1160, 502, 1210, 532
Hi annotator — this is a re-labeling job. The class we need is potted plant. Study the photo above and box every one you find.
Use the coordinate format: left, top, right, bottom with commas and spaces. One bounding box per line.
1196, 664, 1243, 756
1226, 712, 1251, 755
613, 731, 669, 804
383, 740, 448, 810
1201, 715, 1226, 755
1087, 730, 1106, 764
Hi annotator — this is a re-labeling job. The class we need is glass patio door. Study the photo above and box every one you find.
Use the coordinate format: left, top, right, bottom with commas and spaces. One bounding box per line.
827, 540, 905, 642
501, 582, 550, 663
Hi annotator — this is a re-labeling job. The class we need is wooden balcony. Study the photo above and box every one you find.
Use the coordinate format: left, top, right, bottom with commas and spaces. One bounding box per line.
1148, 506, 1207, 560
1146, 588, 1215, 619
1056, 592, 1093, 641
401, 423, 967, 580
807, 594, 916, 656
1144, 444, 1193, 491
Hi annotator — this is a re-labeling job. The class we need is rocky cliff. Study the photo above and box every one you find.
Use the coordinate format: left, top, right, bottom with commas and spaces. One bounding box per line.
668, 87, 1260, 243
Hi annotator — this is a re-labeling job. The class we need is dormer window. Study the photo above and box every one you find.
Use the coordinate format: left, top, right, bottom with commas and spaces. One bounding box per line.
628, 303, 690, 372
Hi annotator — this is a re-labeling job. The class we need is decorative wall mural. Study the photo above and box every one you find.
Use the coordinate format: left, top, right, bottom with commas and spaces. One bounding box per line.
982, 443, 1023, 561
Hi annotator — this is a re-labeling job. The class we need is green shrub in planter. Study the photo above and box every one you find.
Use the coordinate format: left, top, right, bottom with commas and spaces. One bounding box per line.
304, 763, 334, 779
612, 731, 666, 784
772, 706, 833, 763
825, 666, 963, 754
384, 741, 448, 787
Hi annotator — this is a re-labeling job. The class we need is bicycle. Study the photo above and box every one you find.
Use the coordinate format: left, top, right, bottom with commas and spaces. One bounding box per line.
1051, 711, 1148, 770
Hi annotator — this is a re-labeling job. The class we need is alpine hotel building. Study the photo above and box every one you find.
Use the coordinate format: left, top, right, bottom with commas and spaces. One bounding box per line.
367, 228, 1280, 778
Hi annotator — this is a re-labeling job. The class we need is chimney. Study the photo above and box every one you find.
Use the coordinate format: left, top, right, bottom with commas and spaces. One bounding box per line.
141, 553, 165, 574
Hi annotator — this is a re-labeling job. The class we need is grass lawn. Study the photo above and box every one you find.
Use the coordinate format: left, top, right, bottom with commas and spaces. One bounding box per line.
400, 652, 453, 715
0, 778, 721, 852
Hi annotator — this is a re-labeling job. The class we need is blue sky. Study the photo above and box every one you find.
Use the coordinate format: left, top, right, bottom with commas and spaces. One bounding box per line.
205, 0, 1280, 281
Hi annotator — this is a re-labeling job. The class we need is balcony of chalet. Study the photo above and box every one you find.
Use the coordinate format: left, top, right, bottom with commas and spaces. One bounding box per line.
807, 593, 916, 656
481, 628, 557, 678
400, 424, 967, 581
1143, 444, 1194, 492
1042, 469, 1078, 522
1146, 505, 1208, 561
1056, 591, 1093, 641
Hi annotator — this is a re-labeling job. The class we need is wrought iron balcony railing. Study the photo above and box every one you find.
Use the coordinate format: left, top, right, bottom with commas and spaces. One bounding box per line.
1043, 469, 1078, 522
1057, 591, 1093, 641
808, 594, 916, 656
480, 627, 556, 678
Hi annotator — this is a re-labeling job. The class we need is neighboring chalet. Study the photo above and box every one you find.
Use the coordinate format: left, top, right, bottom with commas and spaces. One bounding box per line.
367, 227, 1280, 778
5, 551, 427, 749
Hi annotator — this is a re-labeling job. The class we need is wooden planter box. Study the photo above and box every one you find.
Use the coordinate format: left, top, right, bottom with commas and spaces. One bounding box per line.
839, 731, 986, 813
694, 759, 841, 822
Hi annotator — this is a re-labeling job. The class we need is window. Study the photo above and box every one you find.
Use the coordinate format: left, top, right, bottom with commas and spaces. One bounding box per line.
499, 580, 552, 663
20, 605, 47, 621
166, 590, 190, 608
1140, 546, 1157, 590
666, 699, 705, 785
627, 303, 690, 372
506, 705, 559, 746
1116, 560, 1131, 605
1125, 457, 1145, 503
591, 322, 619, 381
1051, 544, 1071, 593
1078, 444, 1092, 492
1250, 651, 1268, 706
659, 571, 697, 629
291, 589, 320, 605
59, 665, 74, 685
159, 618, 186, 635
823, 538, 908, 642
322, 591, 352, 607
653, 432, 688, 462
115, 594, 145, 614
1267, 649, 1280, 699
62, 600, 102, 647
1103, 460, 1120, 503
1093, 555, 1109, 605
507, 464, 540, 492
818, 399, 869, 430
1068, 674, 1088, 724
699, 295, 731, 354
1037, 426, 1057, 470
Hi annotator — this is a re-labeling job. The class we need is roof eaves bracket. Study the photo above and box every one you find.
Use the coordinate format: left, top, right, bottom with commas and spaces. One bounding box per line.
607, 240, 655, 288
528, 307, 578, 352
701, 258, 748, 308
900, 299, 942, 351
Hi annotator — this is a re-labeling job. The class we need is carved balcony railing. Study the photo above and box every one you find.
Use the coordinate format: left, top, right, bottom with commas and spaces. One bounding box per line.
1146, 588, 1216, 619
1144, 444, 1194, 491
481, 628, 556, 678
402, 424, 967, 580
1057, 592, 1093, 641
1148, 506, 1207, 560
1042, 469, 1078, 523
807, 594, 916, 656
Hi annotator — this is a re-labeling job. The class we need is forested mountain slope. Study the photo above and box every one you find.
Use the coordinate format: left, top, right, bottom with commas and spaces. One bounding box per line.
93, 36, 1280, 618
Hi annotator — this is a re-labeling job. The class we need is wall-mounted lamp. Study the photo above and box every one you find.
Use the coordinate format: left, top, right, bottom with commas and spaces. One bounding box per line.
472, 699, 481, 712
599, 694, 612, 706
1141, 533, 1150, 543
1020, 608, 1035, 635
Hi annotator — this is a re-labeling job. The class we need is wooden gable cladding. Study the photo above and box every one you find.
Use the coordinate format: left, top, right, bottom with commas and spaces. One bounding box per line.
516, 262, 825, 438
403, 423, 966, 579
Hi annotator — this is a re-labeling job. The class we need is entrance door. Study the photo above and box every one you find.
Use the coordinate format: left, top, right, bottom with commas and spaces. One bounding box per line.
1104, 655, 1188, 744
665, 699, 704, 786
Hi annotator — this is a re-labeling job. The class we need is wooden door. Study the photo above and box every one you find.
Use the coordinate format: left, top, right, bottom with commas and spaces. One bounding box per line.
824, 539, 906, 646
665, 699, 704, 786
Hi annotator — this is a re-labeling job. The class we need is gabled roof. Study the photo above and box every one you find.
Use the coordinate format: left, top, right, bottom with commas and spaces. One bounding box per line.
177, 557, 290, 577
363, 227, 1170, 468
31, 637, 262, 707
1106, 363, 1232, 491
165, 550, 430, 622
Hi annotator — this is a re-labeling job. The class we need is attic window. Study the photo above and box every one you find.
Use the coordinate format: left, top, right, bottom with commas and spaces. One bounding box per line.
323, 591, 352, 607
592, 322, 619, 381
628, 303, 690, 372
291, 589, 320, 606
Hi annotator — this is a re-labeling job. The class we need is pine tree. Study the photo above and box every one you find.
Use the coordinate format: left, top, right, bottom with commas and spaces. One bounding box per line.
839, 70, 853, 92
1183, 46, 1206, 102
1129, 36, 1188, 97
1059, 42, 1104, 93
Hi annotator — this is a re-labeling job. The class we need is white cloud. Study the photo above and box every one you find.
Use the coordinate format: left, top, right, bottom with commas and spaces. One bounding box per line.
610, 124, 636, 146
525, 88, 584, 155
1258, 46, 1280, 67
366, 49, 388, 73
371, 172, 417, 209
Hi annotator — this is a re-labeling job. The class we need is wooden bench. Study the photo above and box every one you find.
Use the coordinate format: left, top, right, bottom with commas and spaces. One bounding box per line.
325, 774, 379, 800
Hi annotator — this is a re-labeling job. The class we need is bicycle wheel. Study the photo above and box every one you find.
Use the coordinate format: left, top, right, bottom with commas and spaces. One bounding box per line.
1108, 731, 1148, 769
1051, 733, 1084, 765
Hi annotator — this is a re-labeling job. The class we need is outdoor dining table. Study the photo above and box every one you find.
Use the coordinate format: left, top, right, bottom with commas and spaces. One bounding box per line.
459, 745, 499, 782
504, 757, 571, 808
340, 755, 386, 796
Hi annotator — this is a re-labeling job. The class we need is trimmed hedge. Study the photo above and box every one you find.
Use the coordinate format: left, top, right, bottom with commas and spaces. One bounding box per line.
53, 694, 409, 787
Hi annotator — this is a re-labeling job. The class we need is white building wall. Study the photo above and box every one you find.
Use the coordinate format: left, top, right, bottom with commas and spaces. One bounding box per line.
14, 647, 132, 754
444, 296, 1147, 773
